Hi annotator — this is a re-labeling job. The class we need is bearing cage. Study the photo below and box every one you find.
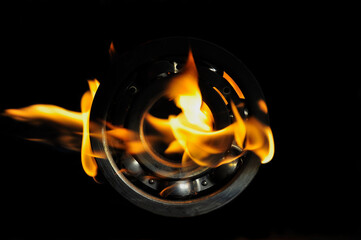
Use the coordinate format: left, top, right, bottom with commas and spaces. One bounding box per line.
90, 37, 268, 217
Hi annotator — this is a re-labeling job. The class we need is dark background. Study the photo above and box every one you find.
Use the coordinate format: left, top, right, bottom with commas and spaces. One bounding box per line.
1, 1, 360, 239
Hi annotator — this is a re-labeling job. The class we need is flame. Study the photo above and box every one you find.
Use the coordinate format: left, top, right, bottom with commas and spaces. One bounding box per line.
213, 86, 229, 105
245, 118, 274, 164
80, 79, 100, 177
166, 50, 213, 132
4, 104, 84, 151
223, 71, 245, 99
145, 50, 235, 167
3, 78, 147, 178
3, 49, 275, 181
109, 41, 116, 58
147, 50, 275, 167
4, 79, 101, 177
232, 101, 275, 164
4, 105, 83, 129
106, 123, 146, 155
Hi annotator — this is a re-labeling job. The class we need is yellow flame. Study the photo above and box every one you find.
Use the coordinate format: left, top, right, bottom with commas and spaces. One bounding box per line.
3, 79, 101, 177
232, 101, 275, 164
106, 124, 145, 155
166, 50, 213, 132
244, 118, 274, 164
147, 51, 275, 167
3, 49, 275, 182
213, 86, 229, 105
4, 105, 83, 129
80, 79, 100, 177
164, 50, 237, 167
231, 101, 246, 149
146, 52, 234, 167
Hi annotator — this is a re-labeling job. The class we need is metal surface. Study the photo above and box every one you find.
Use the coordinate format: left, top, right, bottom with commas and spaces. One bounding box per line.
90, 37, 269, 217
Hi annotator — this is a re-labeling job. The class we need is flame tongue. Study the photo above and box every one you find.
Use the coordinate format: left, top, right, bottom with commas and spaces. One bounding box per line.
80, 79, 100, 177
3, 79, 101, 177
169, 116, 235, 167
231, 101, 275, 164
166, 50, 213, 132
3, 49, 275, 180
166, 50, 224, 166
146, 51, 234, 167
146, 50, 275, 168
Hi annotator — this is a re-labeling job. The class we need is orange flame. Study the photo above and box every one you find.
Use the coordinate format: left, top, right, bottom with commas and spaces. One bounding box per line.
4, 79, 101, 177
146, 50, 275, 167
3, 78, 147, 178
166, 50, 213, 132
109, 41, 116, 58
106, 123, 146, 155
223, 71, 245, 99
231, 101, 274, 164
80, 79, 100, 177
145, 51, 234, 167
3, 49, 275, 180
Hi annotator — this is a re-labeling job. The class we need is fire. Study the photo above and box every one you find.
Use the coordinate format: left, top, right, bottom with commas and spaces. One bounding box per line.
3, 49, 275, 180
146, 50, 275, 167
166, 51, 213, 132
4, 79, 101, 177
145, 51, 234, 167
106, 124, 146, 155
109, 41, 116, 58
231, 101, 274, 164
80, 79, 100, 177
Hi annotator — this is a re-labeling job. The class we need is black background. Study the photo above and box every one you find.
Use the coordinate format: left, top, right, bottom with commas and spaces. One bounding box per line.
1, 1, 360, 239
